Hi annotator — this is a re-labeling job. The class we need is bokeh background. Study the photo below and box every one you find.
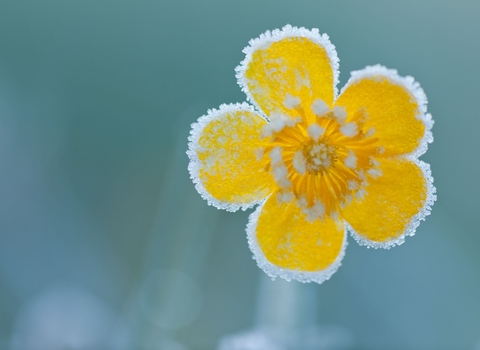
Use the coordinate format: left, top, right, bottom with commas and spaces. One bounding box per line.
1, 0, 479, 349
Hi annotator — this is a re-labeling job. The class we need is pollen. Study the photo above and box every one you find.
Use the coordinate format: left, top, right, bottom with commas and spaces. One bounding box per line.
301, 140, 338, 174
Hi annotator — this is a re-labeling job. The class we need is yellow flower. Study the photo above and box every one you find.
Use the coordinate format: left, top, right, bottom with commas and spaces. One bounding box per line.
187, 25, 436, 284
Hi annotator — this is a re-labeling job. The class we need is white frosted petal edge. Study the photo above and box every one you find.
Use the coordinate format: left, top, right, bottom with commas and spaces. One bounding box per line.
347, 158, 436, 249
246, 196, 348, 284
187, 102, 266, 212
235, 24, 340, 115
339, 64, 434, 159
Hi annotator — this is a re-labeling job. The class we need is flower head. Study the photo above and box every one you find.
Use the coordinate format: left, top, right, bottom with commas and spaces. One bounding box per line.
187, 25, 436, 284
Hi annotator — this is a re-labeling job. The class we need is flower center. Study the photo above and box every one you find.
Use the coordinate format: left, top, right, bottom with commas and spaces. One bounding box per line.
300, 140, 338, 175
261, 97, 381, 220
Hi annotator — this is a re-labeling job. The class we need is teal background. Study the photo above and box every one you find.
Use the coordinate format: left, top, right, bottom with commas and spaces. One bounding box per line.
0, 0, 479, 349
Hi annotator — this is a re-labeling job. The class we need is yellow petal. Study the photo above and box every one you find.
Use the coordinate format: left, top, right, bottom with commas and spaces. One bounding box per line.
335, 65, 433, 157
247, 192, 347, 283
188, 103, 276, 211
342, 157, 435, 248
237, 25, 339, 124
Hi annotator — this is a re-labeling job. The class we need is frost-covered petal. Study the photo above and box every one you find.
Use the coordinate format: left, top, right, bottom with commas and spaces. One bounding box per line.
236, 25, 339, 125
336, 65, 433, 158
247, 193, 347, 284
187, 103, 276, 212
342, 158, 436, 249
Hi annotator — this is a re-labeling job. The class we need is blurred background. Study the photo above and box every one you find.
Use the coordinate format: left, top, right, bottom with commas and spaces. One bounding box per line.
0, 0, 479, 349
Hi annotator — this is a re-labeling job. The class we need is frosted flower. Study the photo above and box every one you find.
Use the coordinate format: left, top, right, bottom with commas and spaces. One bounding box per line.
187, 25, 436, 284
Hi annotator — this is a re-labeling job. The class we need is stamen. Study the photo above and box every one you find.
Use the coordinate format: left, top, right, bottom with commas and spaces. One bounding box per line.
293, 150, 307, 174
283, 93, 301, 109
344, 150, 357, 169
340, 122, 358, 137
269, 147, 291, 189
262, 112, 300, 137
307, 123, 325, 142
333, 106, 347, 123
311, 98, 330, 116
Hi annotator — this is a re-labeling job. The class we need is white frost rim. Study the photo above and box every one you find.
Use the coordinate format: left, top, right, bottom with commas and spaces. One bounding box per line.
338, 64, 434, 159
187, 102, 267, 212
246, 195, 348, 284
235, 24, 340, 117
347, 158, 436, 249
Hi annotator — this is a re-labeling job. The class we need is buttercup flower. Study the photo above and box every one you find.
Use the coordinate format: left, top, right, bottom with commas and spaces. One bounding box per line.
187, 25, 436, 284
